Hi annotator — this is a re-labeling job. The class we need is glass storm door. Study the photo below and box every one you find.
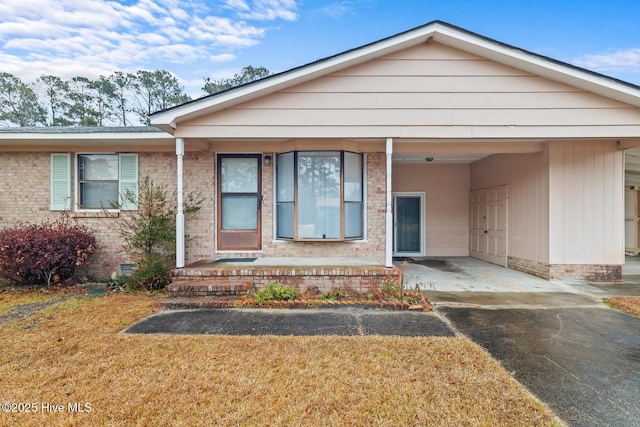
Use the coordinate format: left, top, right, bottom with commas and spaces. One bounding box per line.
393, 193, 424, 256
217, 155, 262, 250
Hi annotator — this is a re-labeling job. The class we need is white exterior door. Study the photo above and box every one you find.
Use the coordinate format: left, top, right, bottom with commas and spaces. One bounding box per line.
470, 186, 508, 266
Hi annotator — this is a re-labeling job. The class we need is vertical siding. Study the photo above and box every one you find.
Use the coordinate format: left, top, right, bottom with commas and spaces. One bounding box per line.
548, 140, 624, 264
393, 164, 470, 256
471, 150, 550, 263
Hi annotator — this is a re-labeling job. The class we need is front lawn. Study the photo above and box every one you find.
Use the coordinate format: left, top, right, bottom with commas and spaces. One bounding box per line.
0, 291, 562, 426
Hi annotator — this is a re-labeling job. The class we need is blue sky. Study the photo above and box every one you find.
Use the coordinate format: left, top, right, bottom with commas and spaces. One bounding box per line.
1, 0, 639, 98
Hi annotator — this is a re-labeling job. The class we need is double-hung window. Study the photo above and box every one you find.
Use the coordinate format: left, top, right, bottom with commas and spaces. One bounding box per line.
276, 151, 363, 241
50, 153, 138, 211
78, 154, 119, 209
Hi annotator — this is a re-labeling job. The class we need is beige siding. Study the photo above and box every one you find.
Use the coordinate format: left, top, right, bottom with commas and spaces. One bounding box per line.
393, 164, 470, 256
548, 140, 624, 264
471, 150, 550, 264
178, 43, 640, 140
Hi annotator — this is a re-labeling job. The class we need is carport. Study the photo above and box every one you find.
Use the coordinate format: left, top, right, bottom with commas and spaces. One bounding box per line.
400, 255, 640, 295
398, 256, 580, 293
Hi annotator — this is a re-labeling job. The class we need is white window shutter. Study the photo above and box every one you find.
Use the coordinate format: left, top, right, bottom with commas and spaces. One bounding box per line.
119, 153, 138, 210
50, 153, 70, 210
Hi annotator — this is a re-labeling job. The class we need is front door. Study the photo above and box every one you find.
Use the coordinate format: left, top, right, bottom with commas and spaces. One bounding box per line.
217, 154, 262, 251
470, 186, 507, 266
393, 193, 425, 256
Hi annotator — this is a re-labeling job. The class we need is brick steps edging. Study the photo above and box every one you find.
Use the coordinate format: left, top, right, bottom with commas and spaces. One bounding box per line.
165, 281, 250, 297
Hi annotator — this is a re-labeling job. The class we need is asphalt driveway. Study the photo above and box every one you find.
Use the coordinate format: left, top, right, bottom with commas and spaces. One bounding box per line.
124, 306, 454, 337
437, 291, 640, 427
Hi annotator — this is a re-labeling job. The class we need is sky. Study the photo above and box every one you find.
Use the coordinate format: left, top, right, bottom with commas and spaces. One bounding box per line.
1, 0, 640, 99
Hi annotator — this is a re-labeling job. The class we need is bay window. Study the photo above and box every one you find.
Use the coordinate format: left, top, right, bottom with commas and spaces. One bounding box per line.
276, 151, 363, 240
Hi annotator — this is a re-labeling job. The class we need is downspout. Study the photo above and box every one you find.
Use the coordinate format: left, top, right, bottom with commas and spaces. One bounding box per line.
385, 137, 393, 268
176, 137, 185, 268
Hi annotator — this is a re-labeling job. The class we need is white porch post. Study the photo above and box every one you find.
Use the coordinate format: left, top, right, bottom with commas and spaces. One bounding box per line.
176, 137, 185, 269
385, 137, 393, 268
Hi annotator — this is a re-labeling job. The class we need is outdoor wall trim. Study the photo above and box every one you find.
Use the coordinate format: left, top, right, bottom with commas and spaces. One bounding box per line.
385, 137, 393, 268
176, 137, 185, 268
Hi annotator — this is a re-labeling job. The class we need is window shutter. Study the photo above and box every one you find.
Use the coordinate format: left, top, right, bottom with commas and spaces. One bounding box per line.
50, 153, 70, 210
119, 153, 138, 210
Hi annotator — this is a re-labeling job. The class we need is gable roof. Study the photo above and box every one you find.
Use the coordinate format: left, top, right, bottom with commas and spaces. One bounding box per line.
150, 20, 640, 133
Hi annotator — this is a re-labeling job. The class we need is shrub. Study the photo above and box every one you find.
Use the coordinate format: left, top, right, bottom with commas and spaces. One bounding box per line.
111, 176, 201, 291
254, 283, 300, 303
321, 286, 354, 301
0, 216, 96, 286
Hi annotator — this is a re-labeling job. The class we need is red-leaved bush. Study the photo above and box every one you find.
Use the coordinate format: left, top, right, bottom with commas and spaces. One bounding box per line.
0, 217, 96, 286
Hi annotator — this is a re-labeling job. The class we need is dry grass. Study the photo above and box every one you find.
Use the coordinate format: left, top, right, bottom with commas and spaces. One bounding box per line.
0, 289, 67, 317
605, 296, 640, 317
0, 292, 562, 426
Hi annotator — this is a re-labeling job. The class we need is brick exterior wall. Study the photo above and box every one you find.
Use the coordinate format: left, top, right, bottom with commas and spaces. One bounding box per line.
171, 264, 401, 294
0, 150, 387, 280
508, 256, 622, 282
214, 151, 387, 262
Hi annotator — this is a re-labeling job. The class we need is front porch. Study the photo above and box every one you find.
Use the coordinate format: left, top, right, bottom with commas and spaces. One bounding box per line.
156, 257, 403, 310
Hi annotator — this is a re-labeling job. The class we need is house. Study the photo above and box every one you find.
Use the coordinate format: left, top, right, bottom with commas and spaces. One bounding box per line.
2, 20, 640, 286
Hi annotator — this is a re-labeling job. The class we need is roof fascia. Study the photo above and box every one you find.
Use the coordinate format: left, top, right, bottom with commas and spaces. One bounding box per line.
0, 130, 174, 147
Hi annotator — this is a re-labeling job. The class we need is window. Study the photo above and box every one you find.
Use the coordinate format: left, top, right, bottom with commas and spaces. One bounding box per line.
276, 151, 363, 240
50, 153, 138, 211
78, 154, 119, 209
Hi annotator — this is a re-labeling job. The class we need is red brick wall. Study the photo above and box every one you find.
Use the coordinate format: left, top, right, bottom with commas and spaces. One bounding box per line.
508, 256, 622, 282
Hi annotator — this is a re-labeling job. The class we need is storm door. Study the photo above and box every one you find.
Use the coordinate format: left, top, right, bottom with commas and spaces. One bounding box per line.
393, 193, 425, 256
217, 154, 262, 250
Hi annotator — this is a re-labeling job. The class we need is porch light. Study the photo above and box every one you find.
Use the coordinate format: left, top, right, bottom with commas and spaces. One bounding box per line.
264, 154, 272, 165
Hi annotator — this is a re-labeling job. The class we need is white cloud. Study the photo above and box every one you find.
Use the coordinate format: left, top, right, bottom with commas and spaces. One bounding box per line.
573, 48, 640, 74
322, 2, 355, 19
225, 0, 298, 21
0, 0, 299, 94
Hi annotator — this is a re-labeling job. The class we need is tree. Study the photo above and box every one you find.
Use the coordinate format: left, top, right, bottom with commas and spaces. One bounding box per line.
131, 70, 191, 125
90, 76, 118, 126
0, 72, 46, 126
108, 71, 134, 126
202, 65, 271, 95
37, 75, 73, 126
67, 76, 99, 126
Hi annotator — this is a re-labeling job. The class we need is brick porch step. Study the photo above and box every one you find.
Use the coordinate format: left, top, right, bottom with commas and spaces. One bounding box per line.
165, 280, 251, 297
153, 296, 243, 311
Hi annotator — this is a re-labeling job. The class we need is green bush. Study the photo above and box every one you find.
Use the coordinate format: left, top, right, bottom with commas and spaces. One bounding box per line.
254, 283, 300, 303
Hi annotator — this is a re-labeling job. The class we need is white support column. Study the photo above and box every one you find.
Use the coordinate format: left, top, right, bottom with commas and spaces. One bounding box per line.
385, 137, 393, 268
176, 138, 185, 269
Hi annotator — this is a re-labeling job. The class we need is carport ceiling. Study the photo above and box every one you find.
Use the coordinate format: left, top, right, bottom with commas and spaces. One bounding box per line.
393, 152, 487, 164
